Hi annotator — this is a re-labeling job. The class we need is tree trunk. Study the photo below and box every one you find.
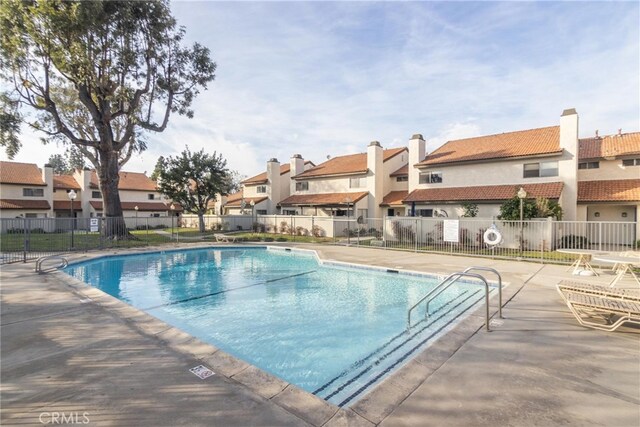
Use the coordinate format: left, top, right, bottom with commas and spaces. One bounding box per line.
98, 149, 130, 239
198, 212, 205, 233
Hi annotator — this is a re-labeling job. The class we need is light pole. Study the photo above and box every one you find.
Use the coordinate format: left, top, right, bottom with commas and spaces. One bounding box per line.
134, 205, 139, 230
170, 203, 175, 242
517, 187, 527, 255
68, 189, 77, 249
345, 196, 352, 246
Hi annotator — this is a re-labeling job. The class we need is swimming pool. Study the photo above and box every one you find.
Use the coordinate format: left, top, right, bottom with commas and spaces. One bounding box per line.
64, 246, 490, 406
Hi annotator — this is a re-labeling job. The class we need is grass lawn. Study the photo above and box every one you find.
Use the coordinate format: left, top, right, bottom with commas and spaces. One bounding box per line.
0, 229, 202, 252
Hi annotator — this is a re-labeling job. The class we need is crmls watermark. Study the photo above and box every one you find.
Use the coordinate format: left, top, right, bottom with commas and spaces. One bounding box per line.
39, 412, 90, 424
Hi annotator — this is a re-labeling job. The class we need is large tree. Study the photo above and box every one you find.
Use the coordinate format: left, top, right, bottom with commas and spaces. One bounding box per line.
47, 153, 71, 174
0, 0, 216, 237
156, 147, 233, 232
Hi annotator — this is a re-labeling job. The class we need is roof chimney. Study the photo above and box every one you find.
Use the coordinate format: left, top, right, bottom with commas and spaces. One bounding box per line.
595, 130, 599, 138
618, 128, 622, 136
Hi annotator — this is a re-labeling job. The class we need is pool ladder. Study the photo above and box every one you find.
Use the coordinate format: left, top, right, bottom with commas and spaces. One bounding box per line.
35, 255, 69, 274
407, 267, 503, 332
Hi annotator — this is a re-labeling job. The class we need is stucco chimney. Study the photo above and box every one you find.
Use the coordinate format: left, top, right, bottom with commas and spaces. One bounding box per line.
559, 108, 579, 221
366, 141, 383, 218
266, 158, 281, 215
42, 164, 54, 217
408, 134, 426, 191
75, 167, 92, 218
289, 154, 305, 195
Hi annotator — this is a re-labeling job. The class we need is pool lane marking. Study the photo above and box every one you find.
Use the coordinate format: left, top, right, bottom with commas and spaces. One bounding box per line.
141, 270, 317, 311
336, 291, 485, 407
321, 290, 483, 403
311, 289, 473, 396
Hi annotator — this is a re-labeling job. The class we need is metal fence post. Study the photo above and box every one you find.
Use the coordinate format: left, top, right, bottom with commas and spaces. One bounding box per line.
414, 218, 418, 252
598, 222, 602, 252
22, 218, 27, 262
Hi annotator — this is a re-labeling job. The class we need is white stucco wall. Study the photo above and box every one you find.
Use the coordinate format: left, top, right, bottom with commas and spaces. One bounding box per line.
578, 159, 640, 181
414, 155, 566, 190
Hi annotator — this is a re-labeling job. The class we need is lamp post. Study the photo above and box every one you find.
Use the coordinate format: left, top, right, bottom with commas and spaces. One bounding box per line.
134, 205, 139, 230
345, 196, 352, 246
68, 189, 76, 249
170, 203, 175, 242
517, 187, 527, 255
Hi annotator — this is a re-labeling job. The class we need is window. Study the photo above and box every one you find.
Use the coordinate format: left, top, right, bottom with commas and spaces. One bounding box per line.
25, 213, 38, 218
295, 181, 309, 191
256, 185, 267, 193
148, 194, 155, 200
152, 213, 160, 218
349, 177, 365, 188
540, 161, 558, 177
256, 209, 267, 215
418, 209, 433, 217
96, 213, 103, 218
396, 176, 408, 182
419, 172, 443, 184
92, 191, 101, 198
282, 209, 296, 215
22, 188, 44, 197
523, 161, 558, 178
578, 161, 600, 170
622, 158, 640, 166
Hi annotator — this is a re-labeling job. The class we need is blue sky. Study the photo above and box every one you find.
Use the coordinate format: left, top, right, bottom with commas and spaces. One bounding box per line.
4, 1, 639, 177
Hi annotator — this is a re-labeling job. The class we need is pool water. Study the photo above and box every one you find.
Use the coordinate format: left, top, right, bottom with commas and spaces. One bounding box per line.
65, 247, 488, 406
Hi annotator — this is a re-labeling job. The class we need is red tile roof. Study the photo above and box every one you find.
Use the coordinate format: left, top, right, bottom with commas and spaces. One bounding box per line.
380, 191, 409, 206
242, 161, 315, 185
578, 179, 640, 202
225, 197, 268, 207
579, 132, 640, 160
295, 148, 407, 179
279, 191, 369, 206
89, 201, 183, 212
0, 199, 51, 209
404, 182, 564, 203
90, 171, 157, 191
53, 200, 82, 210
390, 164, 408, 177
0, 161, 46, 186
53, 175, 81, 190
418, 126, 561, 167
226, 190, 243, 202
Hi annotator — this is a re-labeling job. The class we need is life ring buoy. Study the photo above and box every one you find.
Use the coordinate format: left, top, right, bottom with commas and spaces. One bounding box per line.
483, 226, 503, 246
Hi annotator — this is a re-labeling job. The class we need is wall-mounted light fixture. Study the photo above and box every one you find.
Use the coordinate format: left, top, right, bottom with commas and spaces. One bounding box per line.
622, 212, 628, 218
594, 212, 600, 218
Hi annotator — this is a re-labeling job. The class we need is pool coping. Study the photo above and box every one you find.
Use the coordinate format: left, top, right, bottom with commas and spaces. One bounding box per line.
49, 242, 523, 426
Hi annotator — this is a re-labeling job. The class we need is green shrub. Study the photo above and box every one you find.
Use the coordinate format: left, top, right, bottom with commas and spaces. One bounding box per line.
275, 237, 287, 242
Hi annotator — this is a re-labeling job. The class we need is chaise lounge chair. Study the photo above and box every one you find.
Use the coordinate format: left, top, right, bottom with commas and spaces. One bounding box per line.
561, 291, 640, 331
557, 280, 640, 302
214, 233, 237, 243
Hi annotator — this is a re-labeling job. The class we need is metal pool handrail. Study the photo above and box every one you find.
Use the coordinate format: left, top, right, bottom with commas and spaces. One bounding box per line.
463, 267, 503, 319
35, 255, 68, 274
407, 272, 491, 331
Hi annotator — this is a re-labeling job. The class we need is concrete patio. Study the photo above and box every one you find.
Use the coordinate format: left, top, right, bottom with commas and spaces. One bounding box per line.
1, 244, 638, 426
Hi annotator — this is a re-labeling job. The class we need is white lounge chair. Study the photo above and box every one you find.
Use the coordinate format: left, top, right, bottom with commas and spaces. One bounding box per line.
214, 233, 237, 243
561, 291, 640, 332
557, 280, 640, 302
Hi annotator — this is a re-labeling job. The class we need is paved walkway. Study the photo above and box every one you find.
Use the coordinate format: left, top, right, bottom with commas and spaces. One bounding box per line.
1, 244, 638, 426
